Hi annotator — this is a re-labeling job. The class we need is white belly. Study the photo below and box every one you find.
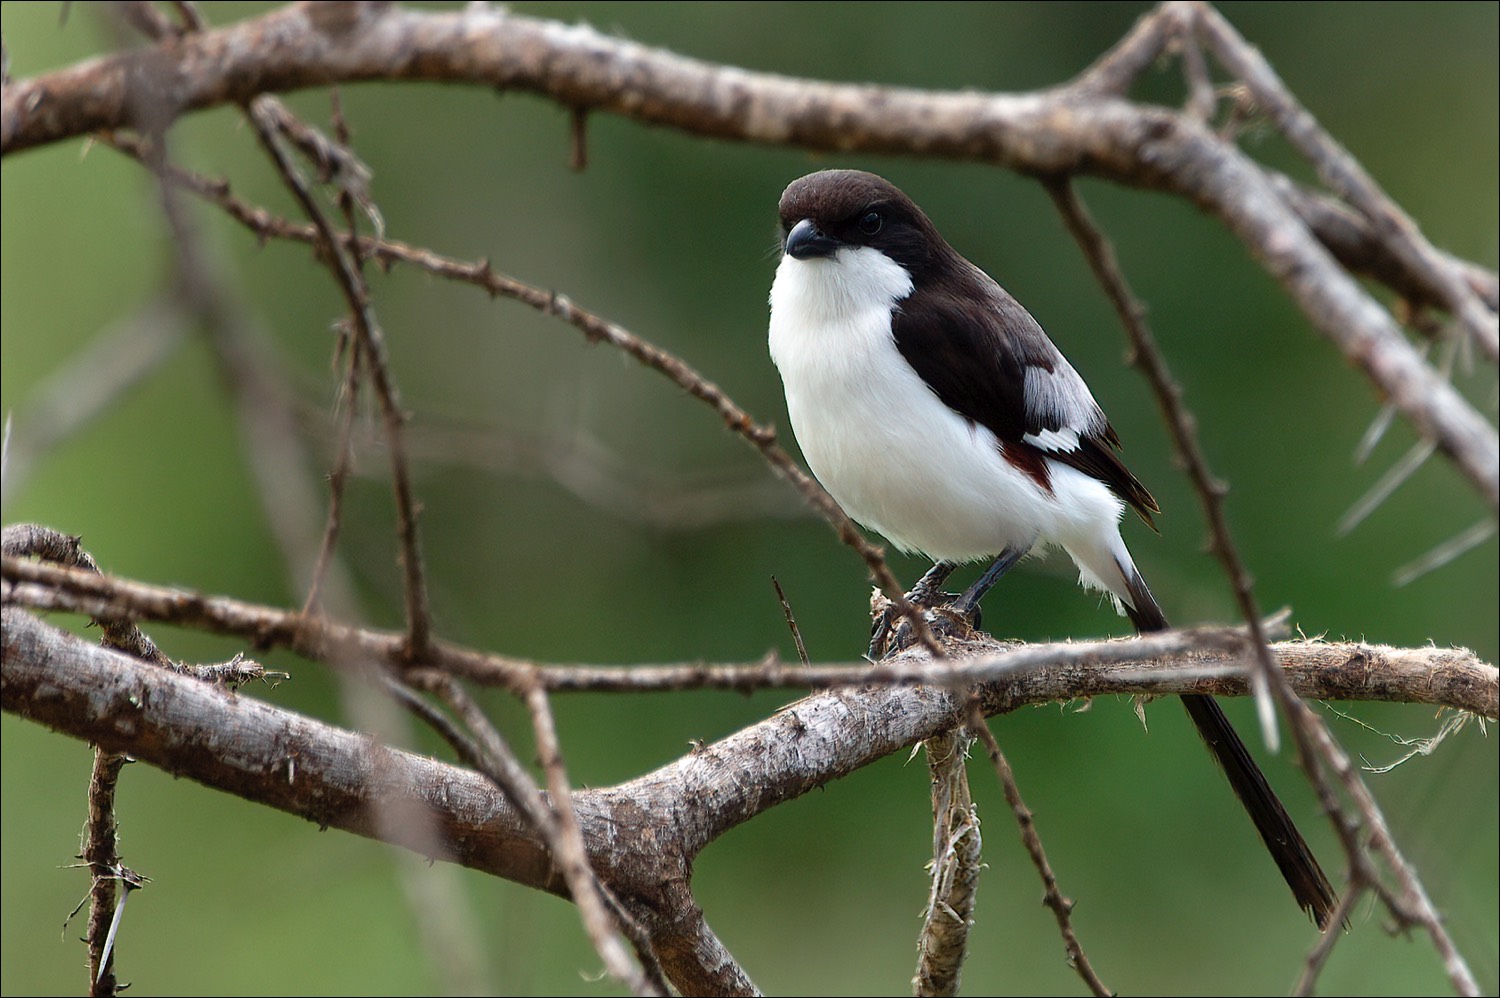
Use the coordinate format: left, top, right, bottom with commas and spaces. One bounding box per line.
775, 328, 1052, 561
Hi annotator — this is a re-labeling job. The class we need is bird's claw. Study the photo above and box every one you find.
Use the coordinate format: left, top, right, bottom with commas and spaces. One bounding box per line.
867, 594, 982, 660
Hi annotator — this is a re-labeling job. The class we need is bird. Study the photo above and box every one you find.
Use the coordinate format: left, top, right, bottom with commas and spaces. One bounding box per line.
766, 168, 1339, 930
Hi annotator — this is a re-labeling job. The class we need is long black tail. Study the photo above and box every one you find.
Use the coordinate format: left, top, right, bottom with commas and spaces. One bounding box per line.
1121, 566, 1340, 931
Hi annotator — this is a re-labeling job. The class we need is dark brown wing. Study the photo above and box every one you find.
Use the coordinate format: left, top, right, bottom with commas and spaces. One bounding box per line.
891, 261, 1158, 526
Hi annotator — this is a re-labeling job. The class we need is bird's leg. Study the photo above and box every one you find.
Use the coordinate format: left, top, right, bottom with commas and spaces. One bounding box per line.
948, 543, 1030, 631
868, 560, 958, 660
907, 560, 959, 606
870, 546, 1030, 658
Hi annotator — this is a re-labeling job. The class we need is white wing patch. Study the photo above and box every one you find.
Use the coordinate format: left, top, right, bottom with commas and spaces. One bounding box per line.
1022, 361, 1105, 441
1023, 426, 1081, 453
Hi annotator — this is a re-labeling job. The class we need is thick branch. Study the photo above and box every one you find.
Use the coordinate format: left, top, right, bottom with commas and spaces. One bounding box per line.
1, 606, 558, 886
5, 604, 1493, 877
6, 589, 1494, 994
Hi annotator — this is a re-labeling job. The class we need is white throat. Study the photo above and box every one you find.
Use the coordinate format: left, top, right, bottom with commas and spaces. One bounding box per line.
768, 245, 914, 331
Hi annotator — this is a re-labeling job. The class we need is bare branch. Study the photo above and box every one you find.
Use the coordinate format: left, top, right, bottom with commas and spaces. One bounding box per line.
1044, 176, 1285, 746
1293, 881, 1369, 997
913, 731, 981, 997
968, 710, 1111, 998
1043, 179, 1485, 988
1266, 172, 1500, 324
5, 2, 1492, 505
2, 523, 171, 995
3, 5, 1494, 992
95, 129, 943, 654
398, 669, 667, 994
4, 555, 1492, 714
243, 98, 435, 658
82, 750, 127, 996
520, 678, 668, 995
1189, 1, 1498, 361
6, 556, 1494, 716
771, 576, 811, 667
5, 589, 1494, 995
6, 603, 1487, 875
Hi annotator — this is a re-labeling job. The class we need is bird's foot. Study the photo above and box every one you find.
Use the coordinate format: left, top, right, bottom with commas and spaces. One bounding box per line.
867, 592, 983, 660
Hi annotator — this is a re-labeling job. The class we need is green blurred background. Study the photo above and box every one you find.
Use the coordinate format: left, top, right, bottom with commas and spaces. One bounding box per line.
2, 2, 1495, 995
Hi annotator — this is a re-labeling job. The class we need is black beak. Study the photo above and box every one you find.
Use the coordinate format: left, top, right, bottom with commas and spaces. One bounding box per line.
784, 219, 841, 259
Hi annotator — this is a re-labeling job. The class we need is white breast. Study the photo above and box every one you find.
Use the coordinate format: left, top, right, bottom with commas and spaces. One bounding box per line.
769, 250, 1057, 561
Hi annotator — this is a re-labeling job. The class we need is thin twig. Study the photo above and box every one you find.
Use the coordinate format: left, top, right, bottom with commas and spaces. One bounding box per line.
1172, 9, 1218, 122
1292, 879, 1368, 997
8, 2, 1494, 507
115, 70, 495, 989
302, 341, 365, 616
1043, 177, 1284, 747
771, 576, 810, 667
1042, 170, 1383, 881
967, 705, 1112, 998
108, 0, 179, 41
1043, 176, 1481, 998
0, 526, 171, 665
243, 99, 434, 659
1071, 2, 1177, 96
292, 86, 374, 619
419, 672, 669, 995
166, 1, 205, 32
98, 133, 944, 657
82, 751, 128, 996
1296, 693, 1481, 995
1, 524, 171, 995
8, 556, 1493, 716
6, 599, 1492, 998
521, 679, 671, 996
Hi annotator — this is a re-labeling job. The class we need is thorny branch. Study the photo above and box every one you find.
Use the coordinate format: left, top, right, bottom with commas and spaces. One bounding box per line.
79, 752, 130, 997
244, 98, 435, 659
6, 588, 1492, 995
1186, 2, 1498, 362
6, 554, 1494, 714
413, 673, 668, 995
2, 1, 1494, 505
967, 708, 1112, 998
519, 679, 671, 996
1044, 177, 1286, 743
3, 526, 167, 996
1044, 178, 1482, 996
94, 127, 945, 656
913, 730, 981, 998
2, 2, 1496, 995
104, 5, 501, 976
240, 97, 518, 991
5, 595, 1494, 866
10, 497, 1488, 991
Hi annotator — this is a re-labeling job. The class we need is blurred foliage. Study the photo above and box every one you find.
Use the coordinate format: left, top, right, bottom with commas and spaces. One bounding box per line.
2, 2, 1496, 995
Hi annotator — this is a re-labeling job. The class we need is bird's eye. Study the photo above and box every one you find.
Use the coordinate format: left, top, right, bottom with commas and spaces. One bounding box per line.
858, 211, 883, 235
